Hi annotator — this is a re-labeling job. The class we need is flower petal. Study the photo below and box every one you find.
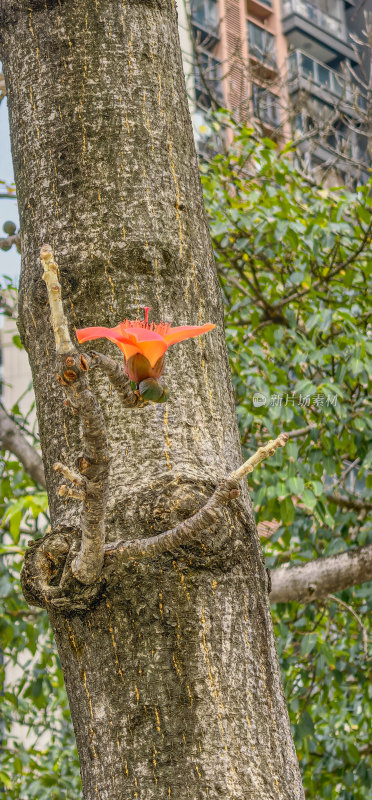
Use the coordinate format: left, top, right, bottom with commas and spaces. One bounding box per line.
164, 323, 215, 347
76, 326, 117, 343
118, 343, 144, 360
76, 326, 138, 359
123, 327, 165, 343
76, 320, 215, 366
122, 327, 168, 367
137, 339, 168, 367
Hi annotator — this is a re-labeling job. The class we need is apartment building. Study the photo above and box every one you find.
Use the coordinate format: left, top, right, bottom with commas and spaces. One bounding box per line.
186, 0, 369, 179
284, 0, 367, 177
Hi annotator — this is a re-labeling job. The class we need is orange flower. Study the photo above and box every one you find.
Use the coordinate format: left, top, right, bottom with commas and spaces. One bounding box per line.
76, 307, 215, 384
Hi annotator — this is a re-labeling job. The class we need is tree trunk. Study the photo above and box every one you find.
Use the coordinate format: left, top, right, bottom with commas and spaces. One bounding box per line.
0, 1, 304, 798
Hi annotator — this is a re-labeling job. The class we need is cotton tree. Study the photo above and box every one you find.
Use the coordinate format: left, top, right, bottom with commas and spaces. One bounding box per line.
0, 1, 307, 798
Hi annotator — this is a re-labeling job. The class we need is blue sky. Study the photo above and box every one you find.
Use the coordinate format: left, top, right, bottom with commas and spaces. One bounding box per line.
0, 95, 21, 285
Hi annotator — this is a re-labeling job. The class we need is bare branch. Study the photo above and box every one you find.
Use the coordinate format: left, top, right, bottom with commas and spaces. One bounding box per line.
331, 458, 360, 490
230, 433, 289, 482
41, 245, 110, 585
270, 543, 372, 604
105, 480, 241, 562
0, 403, 46, 487
325, 493, 372, 512
5, 608, 41, 618
286, 425, 317, 440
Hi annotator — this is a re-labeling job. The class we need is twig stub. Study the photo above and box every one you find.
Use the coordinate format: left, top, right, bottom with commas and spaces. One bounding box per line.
40, 244, 73, 354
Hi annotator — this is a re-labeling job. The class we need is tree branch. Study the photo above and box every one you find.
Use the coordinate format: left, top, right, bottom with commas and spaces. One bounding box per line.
0, 403, 46, 487
269, 543, 372, 604
39, 244, 145, 588
273, 217, 372, 311
41, 244, 110, 585
105, 480, 241, 561
325, 493, 372, 512
286, 424, 317, 440
85, 350, 146, 408
105, 434, 289, 562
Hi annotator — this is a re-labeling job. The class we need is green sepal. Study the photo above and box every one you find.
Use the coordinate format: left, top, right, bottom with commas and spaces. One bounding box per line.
156, 388, 169, 403
139, 378, 168, 403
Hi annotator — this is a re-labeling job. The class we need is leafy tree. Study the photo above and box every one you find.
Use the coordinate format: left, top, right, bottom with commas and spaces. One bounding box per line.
0, 433, 81, 798
201, 115, 372, 799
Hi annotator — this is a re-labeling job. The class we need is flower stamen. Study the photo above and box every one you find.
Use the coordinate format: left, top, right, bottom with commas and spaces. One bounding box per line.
143, 306, 151, 326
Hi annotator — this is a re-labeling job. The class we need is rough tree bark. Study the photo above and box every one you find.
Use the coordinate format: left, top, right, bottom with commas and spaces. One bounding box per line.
0, 1, 305, 798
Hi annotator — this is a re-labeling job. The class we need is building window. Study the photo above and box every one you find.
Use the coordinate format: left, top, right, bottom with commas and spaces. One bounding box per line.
252, 84, 281, 126
326, 127, 358, 161
317, 0, 343, 23
190, 0, 219, 33
248, 22, 277, 69
300, 53, 315, 80
194, 51, 223, 108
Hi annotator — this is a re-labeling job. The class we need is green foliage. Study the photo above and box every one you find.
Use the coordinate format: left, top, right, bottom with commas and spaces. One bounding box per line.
1, 128, 372, 798
0, 438, 81, 798
202, 115, 372, 799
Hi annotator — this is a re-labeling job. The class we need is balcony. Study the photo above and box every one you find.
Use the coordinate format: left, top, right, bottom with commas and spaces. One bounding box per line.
246, 0, 272, 21
288, 50, 366, 116
282, 0, 358, 65
194, 52, 224, 108
191, 0, 220, 49
295, 111, 368, 169
283, 0, 344, 37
